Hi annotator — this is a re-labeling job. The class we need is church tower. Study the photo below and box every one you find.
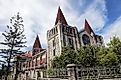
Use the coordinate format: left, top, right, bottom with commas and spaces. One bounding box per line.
79, 19, 103, 46
47, 7, 80, 67
32, 35, 42, 55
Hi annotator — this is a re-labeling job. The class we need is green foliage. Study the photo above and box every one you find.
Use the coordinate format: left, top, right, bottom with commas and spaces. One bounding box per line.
0, 13, 26, 65
52, 46, 98, 68
96, 47, 119, 66
52, 36, 121, 68
77, 45, 98, 67
47, 68, 54, 76
52, 47, 77, 68
0, 13, 26, 80
108, 36, 121, 49
107, 36, 121, 62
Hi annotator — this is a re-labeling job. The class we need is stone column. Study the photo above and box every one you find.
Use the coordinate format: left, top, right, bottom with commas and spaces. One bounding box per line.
67, 64, 77, 80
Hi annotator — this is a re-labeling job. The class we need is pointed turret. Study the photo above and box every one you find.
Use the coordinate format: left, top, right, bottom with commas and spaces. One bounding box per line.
84, 19, 95, 34
33, 35, 42, 49
55, 7, 68, 25
84, 19, 98, 42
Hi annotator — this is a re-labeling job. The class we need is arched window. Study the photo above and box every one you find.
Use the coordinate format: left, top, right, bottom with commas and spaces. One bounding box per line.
82, 34, 90, 45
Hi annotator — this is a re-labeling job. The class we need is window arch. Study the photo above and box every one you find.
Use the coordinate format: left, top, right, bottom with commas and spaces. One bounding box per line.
82, 34, 90, 45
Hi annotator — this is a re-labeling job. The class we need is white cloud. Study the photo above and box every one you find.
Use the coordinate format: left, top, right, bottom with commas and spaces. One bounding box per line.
0, 0, 59, 50
0, 0, 107, 51
103, 16, 121, 44
77, 0, 107, 31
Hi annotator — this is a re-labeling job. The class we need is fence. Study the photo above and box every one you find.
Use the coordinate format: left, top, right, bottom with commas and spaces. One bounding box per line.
77, 66, 121, 80
38, 64, 75, 80
39, 68, 68, 80
38, 64, 121, 80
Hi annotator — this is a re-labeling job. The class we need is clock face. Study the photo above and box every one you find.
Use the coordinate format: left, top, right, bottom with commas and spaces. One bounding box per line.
82, 34, 90, 45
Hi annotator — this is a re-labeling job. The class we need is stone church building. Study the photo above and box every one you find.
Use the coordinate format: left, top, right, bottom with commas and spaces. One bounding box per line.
4, 7, 103, 80
47, 7, 103, 68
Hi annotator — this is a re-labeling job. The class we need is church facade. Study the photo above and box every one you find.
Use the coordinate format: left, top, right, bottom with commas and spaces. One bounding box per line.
47, 7, 103, 68
5, 7, 103, 80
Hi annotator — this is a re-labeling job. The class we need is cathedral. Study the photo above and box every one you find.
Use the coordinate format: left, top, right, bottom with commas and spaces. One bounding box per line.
4, 7, 103, 80
47, 7, 103, 68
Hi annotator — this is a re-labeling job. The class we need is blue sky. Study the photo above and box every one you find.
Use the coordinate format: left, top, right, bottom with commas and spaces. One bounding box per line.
106, 0, 121, 24
0, 0, 121, 50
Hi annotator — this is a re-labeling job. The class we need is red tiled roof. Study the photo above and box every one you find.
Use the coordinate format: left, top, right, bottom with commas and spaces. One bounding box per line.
84, 19, 95, 34
27, 51, 32, 57
16, 51, 32, 58
55, 7, 68, 25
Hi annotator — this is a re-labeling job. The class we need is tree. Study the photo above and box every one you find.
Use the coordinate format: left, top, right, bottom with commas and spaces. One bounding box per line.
77, 45, 99, 67
52, 46, 98, 68
51, 47, 78, 68
107, 36, 121, 62
0, 13, 26, 80
51, 37, 121, 68
0, 64, 7, 79
96, 47, 119, 66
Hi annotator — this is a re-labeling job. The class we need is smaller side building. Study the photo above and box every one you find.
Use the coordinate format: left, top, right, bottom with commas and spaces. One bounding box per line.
14, 35, 47, 80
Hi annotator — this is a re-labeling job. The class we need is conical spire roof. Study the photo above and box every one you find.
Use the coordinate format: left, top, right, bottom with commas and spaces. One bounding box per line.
33, 35, 42, 49
55, 7, 68, 25
84, 19, 95, 34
